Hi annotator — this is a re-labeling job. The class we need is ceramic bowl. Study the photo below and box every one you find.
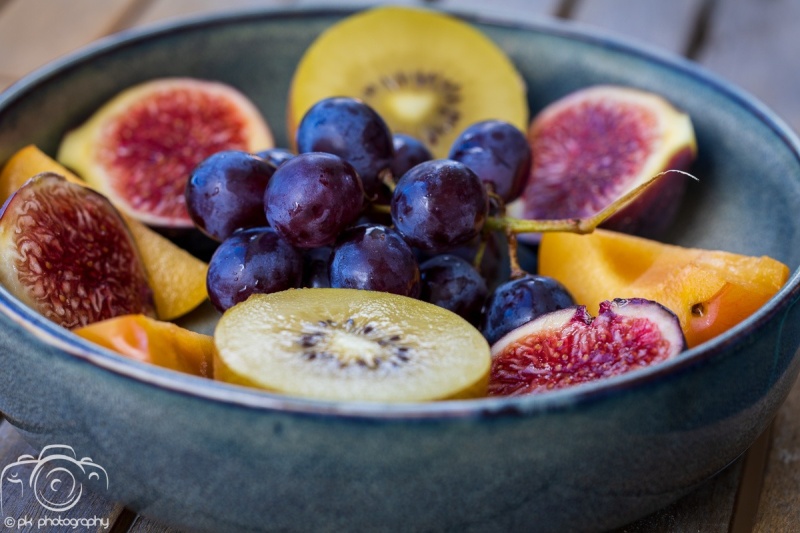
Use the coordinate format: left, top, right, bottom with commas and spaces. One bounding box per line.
1, 6, 800, 533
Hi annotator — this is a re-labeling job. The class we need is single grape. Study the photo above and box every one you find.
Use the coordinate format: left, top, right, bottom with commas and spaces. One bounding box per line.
448, 120, 532, 202
256, 147, 295, 168
480, 274, 575, 346
303, 246, 332, 288
295, 97, 394, 198
391, 159, 488, 252
420, 254, 488, 325
265, 152, 364, 249
391, 133, 433, 179
206, 227, 303, 312
185, 150, 276, 242
329, 224, 420, 298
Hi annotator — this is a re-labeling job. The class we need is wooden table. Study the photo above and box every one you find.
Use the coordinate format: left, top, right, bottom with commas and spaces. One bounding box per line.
1, 0, 798, 531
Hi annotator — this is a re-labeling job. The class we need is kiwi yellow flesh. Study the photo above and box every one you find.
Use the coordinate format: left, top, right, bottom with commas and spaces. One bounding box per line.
213, 288, 490, 402
287, 6, 529, 158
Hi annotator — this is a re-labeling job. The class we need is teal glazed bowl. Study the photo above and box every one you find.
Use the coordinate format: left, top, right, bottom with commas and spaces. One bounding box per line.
1, 7, 800, 532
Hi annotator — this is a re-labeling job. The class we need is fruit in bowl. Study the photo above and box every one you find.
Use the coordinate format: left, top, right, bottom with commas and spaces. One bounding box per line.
0, 6, 798, 533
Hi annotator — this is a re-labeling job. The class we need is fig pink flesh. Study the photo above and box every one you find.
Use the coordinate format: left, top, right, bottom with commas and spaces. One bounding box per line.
489, 299, 684, 396
1, 174, 154, 328
524, 99, 659, 218
98, 88, 250, 223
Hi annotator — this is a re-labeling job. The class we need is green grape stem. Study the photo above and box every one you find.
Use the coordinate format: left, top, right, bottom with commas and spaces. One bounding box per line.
485, 170, 697, 234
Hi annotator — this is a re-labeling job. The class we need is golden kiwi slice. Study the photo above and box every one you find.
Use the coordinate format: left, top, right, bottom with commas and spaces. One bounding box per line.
213, 288, 490, 402
287, 6, 529, 158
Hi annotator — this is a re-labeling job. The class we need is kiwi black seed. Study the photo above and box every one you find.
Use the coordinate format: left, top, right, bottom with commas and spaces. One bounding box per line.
361, 71, 462, 146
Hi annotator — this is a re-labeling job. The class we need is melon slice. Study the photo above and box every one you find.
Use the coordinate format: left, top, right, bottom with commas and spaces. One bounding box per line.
538, 229, 789, 348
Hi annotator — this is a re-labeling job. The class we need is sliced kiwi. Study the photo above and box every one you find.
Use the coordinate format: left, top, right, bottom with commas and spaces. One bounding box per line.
213, 288, 490, 402
287, 6, 529, 158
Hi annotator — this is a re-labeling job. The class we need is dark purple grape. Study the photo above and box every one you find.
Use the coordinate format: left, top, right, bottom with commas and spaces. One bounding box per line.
329, 224, 420, 298
420, 254, 487, 325
391, 133, 433, 179
264, 152, 364, 249
448, 120, 532, 202
480, 275, 575, 346
445, 231, 509, 291
295, 97, 394, 199
303, 246, 332, 288
185, 150, 276, 242
391, 159, 488, 252
206, 227, 303, 312
256, 147, 295, 167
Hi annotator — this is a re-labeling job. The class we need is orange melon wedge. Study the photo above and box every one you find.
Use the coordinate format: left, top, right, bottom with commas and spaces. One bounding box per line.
0, 145, 208, 320
74, 314, 213, 377
538, 229, 789, 348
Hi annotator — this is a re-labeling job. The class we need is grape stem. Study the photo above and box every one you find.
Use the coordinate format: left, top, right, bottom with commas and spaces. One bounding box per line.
370, 170, 696, 236
485, 170, 697, 234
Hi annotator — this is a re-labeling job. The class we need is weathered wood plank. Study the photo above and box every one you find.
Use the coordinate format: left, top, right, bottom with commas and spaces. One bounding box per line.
570, 0, 705, 55
132, 0, 295, 27
613, 459, 743, 532
127, 515, 186, 532
0, 420, 125, 532
753, 375, 800, 531
697, 0, 800, 134
427, 0, 561, 20
0, 75, 15, 93
0, 0, 137, 80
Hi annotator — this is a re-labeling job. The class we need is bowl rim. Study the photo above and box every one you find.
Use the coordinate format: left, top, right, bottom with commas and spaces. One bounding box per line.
2, 4, 800, 420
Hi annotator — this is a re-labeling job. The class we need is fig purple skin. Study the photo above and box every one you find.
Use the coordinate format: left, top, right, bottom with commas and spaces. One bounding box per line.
600, 147, 694, 238
489, 298, 687, 396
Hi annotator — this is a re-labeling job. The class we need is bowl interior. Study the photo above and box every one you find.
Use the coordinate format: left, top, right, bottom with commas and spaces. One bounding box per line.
0, 7, 799, 404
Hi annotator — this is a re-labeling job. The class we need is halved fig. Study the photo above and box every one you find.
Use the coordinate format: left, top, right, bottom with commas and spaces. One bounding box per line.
516, 85, 696, 238
0, 145, 209, 321
0, 173, 155, 329
57, 78, 273, 228
489, 298, 686, 396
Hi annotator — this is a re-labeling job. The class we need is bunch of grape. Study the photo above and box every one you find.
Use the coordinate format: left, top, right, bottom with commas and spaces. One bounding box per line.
185, 97, 573, 338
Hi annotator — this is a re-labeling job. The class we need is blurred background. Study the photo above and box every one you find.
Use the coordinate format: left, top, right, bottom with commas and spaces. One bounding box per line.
1, 0, 798, 136
0, 0, 797, 531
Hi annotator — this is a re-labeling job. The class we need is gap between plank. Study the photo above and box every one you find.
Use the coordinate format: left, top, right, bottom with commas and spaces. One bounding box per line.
729, 422, 774, 533
684, 0, 718, 59
554, 0, 580, 19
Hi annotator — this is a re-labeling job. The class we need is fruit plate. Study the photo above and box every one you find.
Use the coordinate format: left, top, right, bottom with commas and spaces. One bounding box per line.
1, 6, 800, 532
